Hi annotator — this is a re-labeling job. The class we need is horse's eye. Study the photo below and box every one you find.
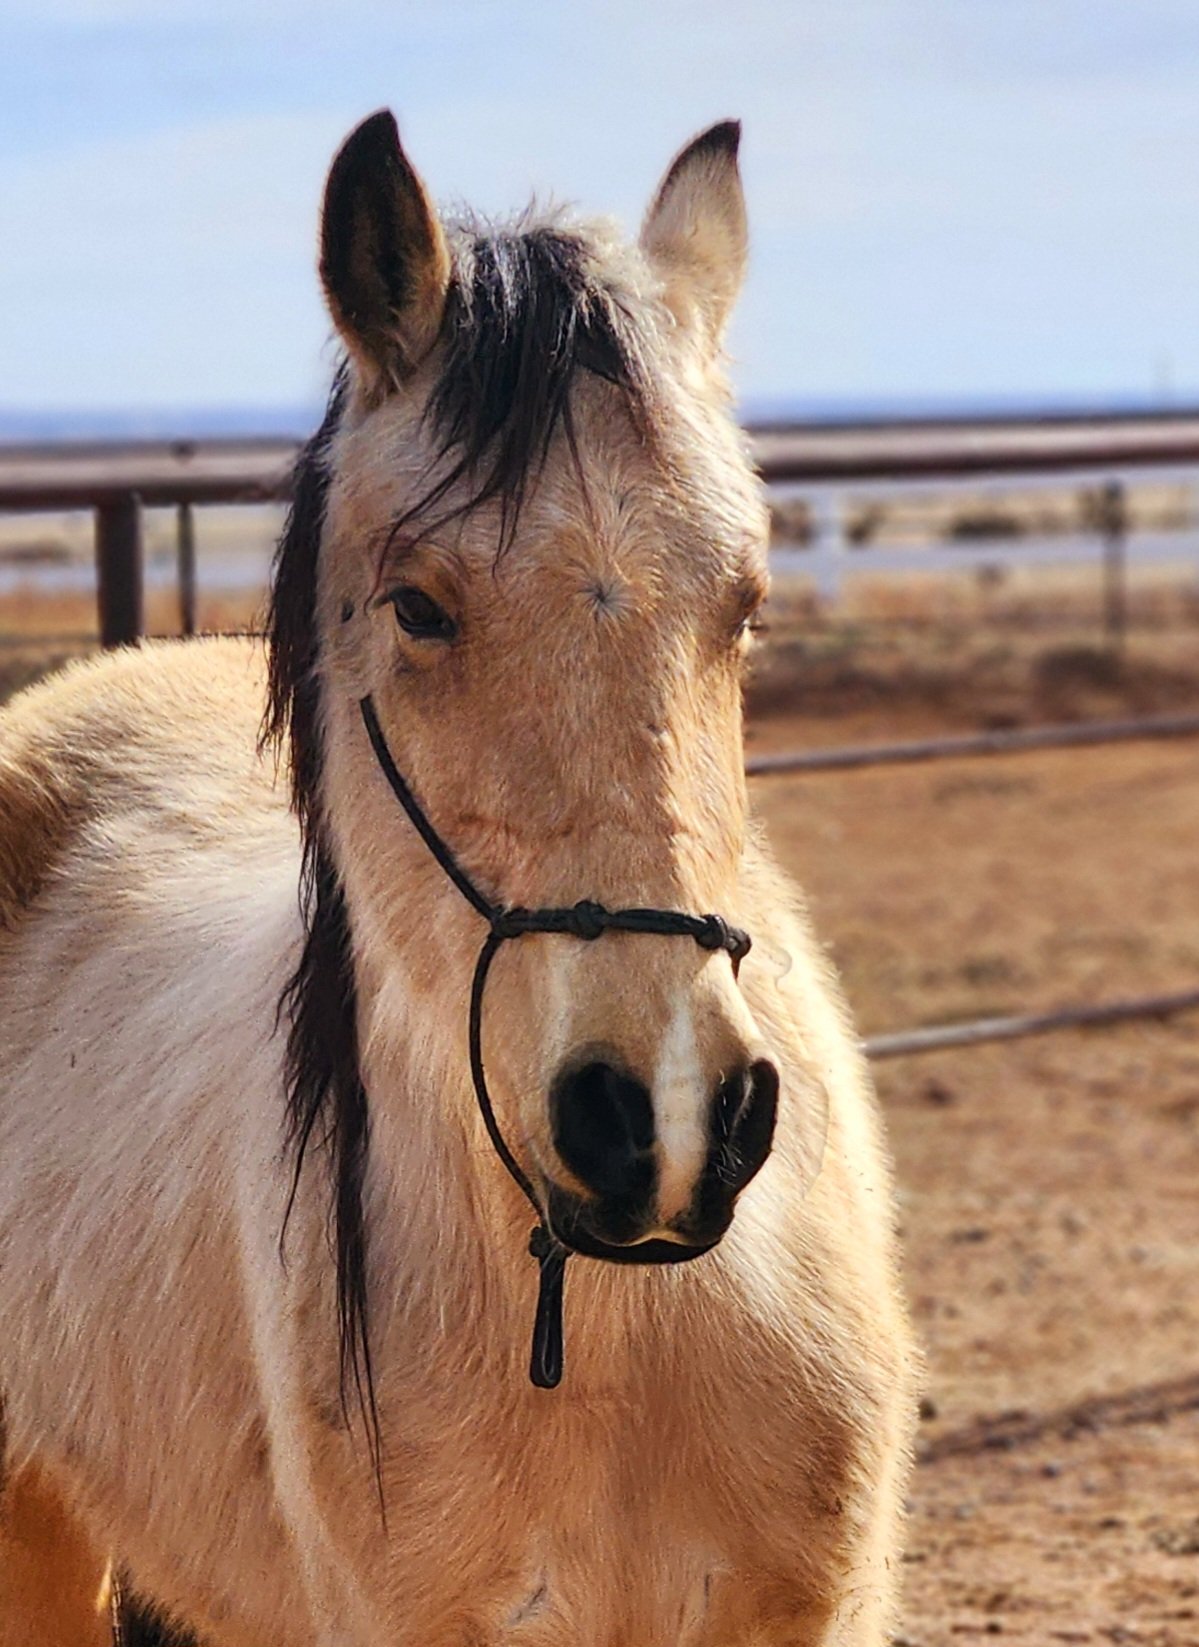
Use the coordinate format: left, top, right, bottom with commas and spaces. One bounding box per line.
734, 600, 766, 643
389, 585, 457, 641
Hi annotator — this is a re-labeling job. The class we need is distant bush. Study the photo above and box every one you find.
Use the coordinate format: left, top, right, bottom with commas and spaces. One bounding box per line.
946, 508, 1025, 542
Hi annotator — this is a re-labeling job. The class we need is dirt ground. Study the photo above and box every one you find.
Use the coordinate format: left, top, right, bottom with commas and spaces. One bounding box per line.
2, 577, 1198, 1643
752, 721, 1199, 1647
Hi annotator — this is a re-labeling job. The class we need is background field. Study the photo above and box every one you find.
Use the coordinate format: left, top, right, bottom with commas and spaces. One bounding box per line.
3, 560, 1198, 1645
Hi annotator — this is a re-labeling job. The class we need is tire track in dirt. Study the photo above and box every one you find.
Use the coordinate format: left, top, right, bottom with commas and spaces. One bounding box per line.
919, 1370, 1199, 1465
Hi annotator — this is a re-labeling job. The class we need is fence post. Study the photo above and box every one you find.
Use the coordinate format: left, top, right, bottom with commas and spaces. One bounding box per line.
177, 502, 197, 637
1100, 479, 1127, 650
809, 488, 846, 604
95, 493, 144, 647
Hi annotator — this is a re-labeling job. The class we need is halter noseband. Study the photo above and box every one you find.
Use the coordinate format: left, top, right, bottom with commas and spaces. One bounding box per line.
359, 695, 752, 1389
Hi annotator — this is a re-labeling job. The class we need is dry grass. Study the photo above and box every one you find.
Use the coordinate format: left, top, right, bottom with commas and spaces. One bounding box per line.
0, 587, 263, 704
746, 567, 1199, 732
0, 584, 262, 640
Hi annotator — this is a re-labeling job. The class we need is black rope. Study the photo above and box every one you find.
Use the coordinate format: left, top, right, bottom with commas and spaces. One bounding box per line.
358, 695, 751, 1387
360, 689, 496, 922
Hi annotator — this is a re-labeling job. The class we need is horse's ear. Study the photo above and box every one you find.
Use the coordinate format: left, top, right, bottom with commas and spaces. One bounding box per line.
640, 120, 747, 353
320, 110, 451, 394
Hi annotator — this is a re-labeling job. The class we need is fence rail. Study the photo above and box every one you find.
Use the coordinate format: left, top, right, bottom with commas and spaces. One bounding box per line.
862, 987, 1199, 1062
4, 412, 1199, 644
746, 711, 1199, 777
5, 410, 1199, 509
752, 414, 1199, 481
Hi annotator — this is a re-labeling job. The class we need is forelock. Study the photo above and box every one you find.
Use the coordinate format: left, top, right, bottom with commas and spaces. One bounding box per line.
400, 215, 659, 548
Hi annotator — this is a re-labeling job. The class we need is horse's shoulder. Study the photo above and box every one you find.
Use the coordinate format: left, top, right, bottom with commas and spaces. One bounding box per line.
0, 637, 275, 924
5, 633, 264, 743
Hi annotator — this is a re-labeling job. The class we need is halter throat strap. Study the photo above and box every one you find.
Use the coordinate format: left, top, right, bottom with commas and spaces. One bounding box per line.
358, 694, 751, 1388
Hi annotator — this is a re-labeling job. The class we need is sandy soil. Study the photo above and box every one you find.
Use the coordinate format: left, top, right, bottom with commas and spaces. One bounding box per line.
753, 725, 1199, 1646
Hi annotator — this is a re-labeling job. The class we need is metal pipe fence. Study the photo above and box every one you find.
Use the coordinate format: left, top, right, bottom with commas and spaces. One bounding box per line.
746, 711, 1199, 776
4, 412, 1199, 644
862, 988, 1199, 1062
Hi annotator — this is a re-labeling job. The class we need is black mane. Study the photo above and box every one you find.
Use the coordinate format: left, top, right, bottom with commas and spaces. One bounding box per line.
415, 221, 653, 545
263, 223, 652, 1464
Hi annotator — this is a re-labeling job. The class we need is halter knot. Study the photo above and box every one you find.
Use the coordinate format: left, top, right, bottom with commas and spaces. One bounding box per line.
568, 899, 608, 940
491, 906, 533, 940
695, 913, 732, 952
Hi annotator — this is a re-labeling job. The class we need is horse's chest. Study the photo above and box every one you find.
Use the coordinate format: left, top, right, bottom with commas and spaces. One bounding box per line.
383, 1404, 814, 1647
447, 1520, 814, 1647
428, 1505, 741, 1647
491, 1538, 720, 1647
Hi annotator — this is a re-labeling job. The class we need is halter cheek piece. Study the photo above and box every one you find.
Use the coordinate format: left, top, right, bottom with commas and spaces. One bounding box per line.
359, 695, 752, 1389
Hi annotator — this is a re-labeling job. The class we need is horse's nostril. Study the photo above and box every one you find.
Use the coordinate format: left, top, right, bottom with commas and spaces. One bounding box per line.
550, 1058, 655, 1203
712, 1057, 778, 1191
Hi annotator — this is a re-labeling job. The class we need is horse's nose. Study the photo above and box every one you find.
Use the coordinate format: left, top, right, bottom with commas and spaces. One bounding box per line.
548, 1052, 779, 1249
670, 1055, 778, 1245
550, 1057, 655, 1206
710, 1057, 779, 1193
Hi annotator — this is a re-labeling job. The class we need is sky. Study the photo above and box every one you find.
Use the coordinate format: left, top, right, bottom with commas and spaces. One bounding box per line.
3, 0, 1199, 423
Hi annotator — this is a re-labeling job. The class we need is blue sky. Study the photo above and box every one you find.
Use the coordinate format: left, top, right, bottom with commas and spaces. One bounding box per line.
3, 0, 1199, 419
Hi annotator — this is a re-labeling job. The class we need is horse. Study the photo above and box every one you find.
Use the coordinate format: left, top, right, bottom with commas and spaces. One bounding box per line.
0, 110, 916, 1646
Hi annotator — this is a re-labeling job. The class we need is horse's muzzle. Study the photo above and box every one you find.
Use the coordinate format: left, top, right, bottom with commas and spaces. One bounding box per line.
545, 1184, 720, 1264
546, 1054, 779, 1259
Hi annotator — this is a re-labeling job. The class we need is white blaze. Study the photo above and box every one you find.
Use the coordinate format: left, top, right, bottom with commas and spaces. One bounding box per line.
652, 996, 709, 1224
